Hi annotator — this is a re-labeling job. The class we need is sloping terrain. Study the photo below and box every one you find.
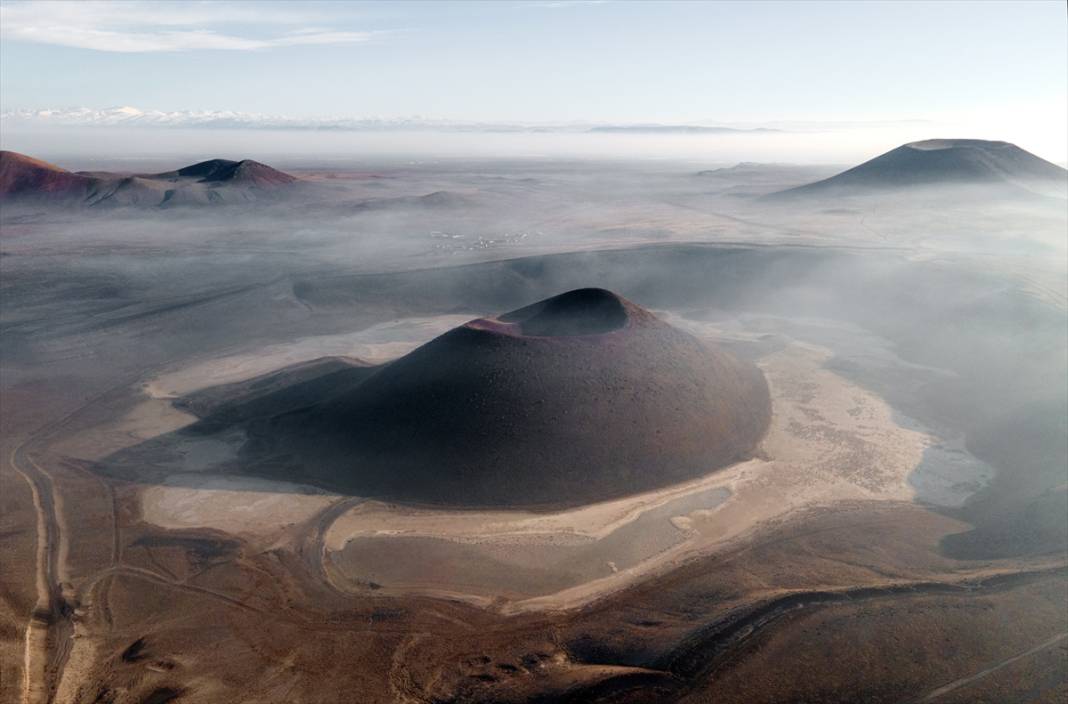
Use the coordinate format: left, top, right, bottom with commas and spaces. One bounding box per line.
243, 288, 771, 507
0, 151, 95, 202
157, 158, 297, 188
0, 151, 298, 208
772, 139, 1068, 198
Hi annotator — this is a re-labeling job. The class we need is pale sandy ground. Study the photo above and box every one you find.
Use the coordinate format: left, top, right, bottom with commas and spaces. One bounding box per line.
325, 478, 731, 551
49, 399, 198, 462
56, 312, 992, 613
140, 476, 338, 540
128, 314, 474, 539
52, 315, 475, 539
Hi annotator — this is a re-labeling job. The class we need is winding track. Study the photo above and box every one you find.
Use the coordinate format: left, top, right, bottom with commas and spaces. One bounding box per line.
8, 371, 145, 704
7, 441, 54, 704
5, 272, 301, 704
9, 439, 74, 704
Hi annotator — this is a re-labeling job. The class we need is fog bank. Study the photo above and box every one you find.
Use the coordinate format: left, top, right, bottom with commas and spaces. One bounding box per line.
5, 123, 1064, 169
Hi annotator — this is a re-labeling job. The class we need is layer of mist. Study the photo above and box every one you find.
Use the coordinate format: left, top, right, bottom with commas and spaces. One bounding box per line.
2, 150, 1065, 557
8, 123, 1065, 166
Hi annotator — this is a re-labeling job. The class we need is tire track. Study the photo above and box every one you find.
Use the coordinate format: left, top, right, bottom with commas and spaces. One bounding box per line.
8, 441, 53, 704
918, 631, 1068, 702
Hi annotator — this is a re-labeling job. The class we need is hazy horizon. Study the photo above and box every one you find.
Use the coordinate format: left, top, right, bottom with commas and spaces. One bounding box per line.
2, 0, 1066, 163
5, 124, 1068, 171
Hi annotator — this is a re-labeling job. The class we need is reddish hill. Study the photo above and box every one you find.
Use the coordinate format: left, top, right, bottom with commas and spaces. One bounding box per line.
0, 150, 96, 200
247, 288, 772, 508
0, 152, 298, 207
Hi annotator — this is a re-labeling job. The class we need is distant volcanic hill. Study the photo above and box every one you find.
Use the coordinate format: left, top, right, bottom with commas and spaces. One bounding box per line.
0, 151, 95, 202
160, 158, 297, 188
0, 151, 298, 208
771, 139, 1068, 198
244, 288, 771, 508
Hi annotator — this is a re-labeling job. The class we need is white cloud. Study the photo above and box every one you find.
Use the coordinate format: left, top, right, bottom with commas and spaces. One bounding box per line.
0, 1, 376, 52
1, 106, 928, 136
529, 0, 610, 8
0, 106, 551, 131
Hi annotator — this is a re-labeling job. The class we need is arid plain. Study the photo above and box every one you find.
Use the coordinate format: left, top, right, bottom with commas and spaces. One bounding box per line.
1, 143, 1066, 703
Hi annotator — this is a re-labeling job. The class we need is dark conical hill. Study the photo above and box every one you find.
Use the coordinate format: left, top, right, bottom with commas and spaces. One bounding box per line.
248, 288, 771, 508
772, 139, 1067, 198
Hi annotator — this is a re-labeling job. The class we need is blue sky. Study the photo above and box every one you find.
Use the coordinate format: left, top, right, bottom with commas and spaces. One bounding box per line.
1, 1, 1066, 159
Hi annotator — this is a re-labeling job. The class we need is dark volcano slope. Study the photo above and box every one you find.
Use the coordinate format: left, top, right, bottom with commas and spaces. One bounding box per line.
248, 288, 771, 508
176, 356, 377, 433
162, 158, 297, 187
771, 139, 1067, 198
